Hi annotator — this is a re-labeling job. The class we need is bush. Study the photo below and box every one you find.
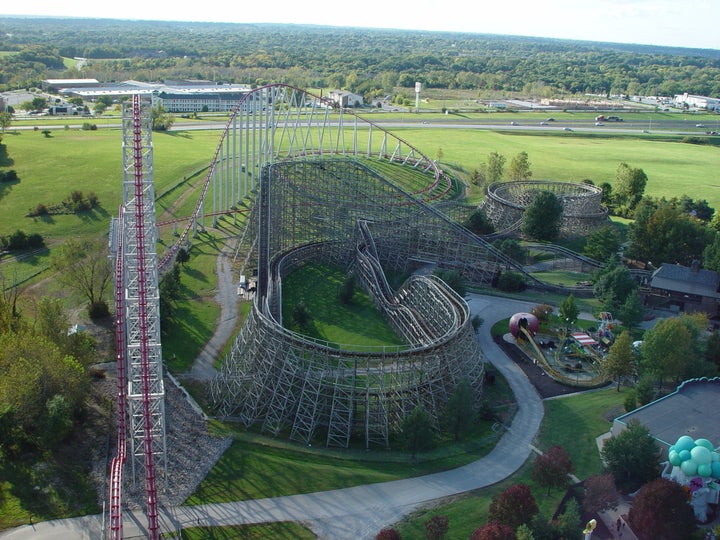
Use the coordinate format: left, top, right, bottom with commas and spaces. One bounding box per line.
0, 169, 19, 182
81, 122, 98, 130
497, 271, 527, 292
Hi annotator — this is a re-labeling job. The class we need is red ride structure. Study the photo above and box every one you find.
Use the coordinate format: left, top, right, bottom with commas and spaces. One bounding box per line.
108, 95, 166, 539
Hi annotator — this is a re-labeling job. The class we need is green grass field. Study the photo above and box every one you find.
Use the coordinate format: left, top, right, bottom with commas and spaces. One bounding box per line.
281, 263, 405, 349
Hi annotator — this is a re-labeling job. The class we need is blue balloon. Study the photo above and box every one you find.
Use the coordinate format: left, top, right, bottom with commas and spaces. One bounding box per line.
669, 450, 682, 466
713, 452, 720, 462
692, 446, 713, 465
679, 449, 692, 462
676, 435, 696, 452
698, 463, 712, 477
681, 459, 698, 476
695, 438, 714, 451
711, 462, 720, 478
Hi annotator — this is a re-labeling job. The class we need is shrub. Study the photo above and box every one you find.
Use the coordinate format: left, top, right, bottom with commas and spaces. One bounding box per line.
497, 271, 527, 292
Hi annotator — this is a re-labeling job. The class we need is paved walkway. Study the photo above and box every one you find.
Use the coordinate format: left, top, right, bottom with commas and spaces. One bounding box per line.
0, 295, 543, 540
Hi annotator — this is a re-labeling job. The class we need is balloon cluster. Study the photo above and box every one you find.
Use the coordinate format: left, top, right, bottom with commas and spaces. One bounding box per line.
668, 435, 720, 479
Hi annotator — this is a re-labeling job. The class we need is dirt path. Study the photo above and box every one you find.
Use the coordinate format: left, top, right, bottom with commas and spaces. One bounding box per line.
188, 234, 241, 380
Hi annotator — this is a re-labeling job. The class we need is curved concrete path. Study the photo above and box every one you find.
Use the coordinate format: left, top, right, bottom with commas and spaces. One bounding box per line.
0, 295, 542, 540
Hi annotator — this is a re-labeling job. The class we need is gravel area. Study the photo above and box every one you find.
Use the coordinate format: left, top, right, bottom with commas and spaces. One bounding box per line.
91, 365, 231, 509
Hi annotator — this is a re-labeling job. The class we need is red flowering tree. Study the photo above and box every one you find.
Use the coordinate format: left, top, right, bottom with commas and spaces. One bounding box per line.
583, 473, 619, 515
628, 477, 696, 540
424, 514, 449, 540
532, 444, 574, 495
470, 522, 516, 540
488, 483, 538, 530
376, 527, 402, 540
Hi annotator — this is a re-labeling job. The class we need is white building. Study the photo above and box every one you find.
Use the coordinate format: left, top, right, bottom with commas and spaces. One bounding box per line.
46, 79, 256, 113
674, 93, 720, 111
327, 90, 364, 108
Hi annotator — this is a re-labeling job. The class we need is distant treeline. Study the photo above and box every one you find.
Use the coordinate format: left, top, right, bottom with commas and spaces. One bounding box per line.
0, 18, 719, 100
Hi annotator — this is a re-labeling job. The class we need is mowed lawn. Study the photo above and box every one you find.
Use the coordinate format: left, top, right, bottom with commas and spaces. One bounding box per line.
393, 128, 720, 209
280, 263, 406, 349
0, 128, 221, 241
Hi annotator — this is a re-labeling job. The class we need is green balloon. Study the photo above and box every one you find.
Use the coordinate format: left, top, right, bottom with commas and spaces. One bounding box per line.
669, 450, 682, 466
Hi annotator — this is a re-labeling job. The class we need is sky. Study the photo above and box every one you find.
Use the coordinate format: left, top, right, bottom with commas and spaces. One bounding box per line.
1, 0, 718, 51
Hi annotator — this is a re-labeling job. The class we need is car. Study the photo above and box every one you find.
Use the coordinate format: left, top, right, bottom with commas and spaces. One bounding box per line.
546, 117, 556, 122
595, 122, 604, 126
563, 127, 573, 131
539, 121, 548, 126
696, 124, 706, 128
510, 121, 519, 126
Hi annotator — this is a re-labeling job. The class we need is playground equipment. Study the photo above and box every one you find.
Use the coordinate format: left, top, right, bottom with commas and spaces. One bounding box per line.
596, 311, 615, 346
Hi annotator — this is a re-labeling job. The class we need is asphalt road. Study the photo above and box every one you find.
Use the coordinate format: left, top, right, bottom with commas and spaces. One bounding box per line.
0, 294, 544, 540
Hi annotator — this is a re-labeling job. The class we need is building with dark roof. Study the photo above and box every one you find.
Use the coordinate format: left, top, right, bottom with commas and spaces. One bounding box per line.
612, 377, 720, 458
643, 262, 720, 317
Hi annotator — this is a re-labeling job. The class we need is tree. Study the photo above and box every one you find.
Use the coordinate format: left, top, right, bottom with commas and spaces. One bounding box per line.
400, 405, 436, 459
493, 238, 524, 263
702, 232, 720, 273
641, 316, 694, 387
40, 394, 74, 449
521, 191, 562, 241
515, 524, 534, 540
50, 238, 113, 319
292, 301, 310, 329
376, 528, 402, 540
627, 477, 696, 540
558, 294, 579, 331
582, 473, 619, 515
613, 162, 647, 212
488, 483, 538, 530
602, 331, 637, 390
593, 261, 637, 313
532, 444, 574, 495
424, 515, 449, 540
36, 296, 70, 346
338, 276, 355, 305
616, 291, 644, 329
176, 246, 190, 266
151, 105, 176, 131
486, 151, 506, 184
0, 111, 11, 133
469, 522, 515, 540
583, 224, 621, 262
628, 201, 713, 267
464, 209, 495, 235
442, 379, 474, 441
600, 420, 660, 492
507, 151, 532, 181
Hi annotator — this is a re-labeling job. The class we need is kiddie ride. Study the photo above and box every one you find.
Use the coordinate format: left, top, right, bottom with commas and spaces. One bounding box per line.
509, 312, 608, 388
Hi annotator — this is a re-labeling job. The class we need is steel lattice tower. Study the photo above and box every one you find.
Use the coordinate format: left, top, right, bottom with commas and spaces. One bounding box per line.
109, 95, 167, 540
